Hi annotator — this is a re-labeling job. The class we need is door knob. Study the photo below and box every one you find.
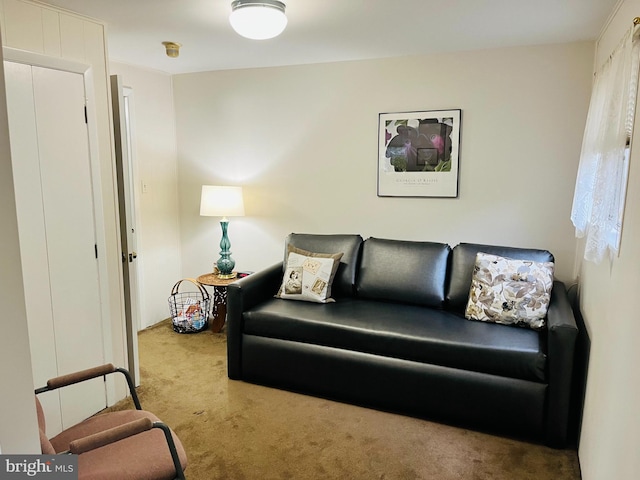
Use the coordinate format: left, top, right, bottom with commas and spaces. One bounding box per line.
129, 252, 138, 262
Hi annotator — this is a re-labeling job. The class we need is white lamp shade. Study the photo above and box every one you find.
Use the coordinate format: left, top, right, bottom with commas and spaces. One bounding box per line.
229, 0, 287, 40
200, 186, 245, 217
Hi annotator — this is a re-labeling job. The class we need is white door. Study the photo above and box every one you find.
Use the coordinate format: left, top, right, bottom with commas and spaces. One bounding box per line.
111, 75, 141, 386
4, 61, 106, 435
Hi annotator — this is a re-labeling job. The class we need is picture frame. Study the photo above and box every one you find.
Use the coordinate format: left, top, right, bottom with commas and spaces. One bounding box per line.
378, 109, 461, 197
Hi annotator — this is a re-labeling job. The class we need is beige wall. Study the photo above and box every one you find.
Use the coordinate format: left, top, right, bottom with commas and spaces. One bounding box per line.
0, 29, 39, 455
110, 62, 182, 328
173, 42, 593, 283
577, 1, 640, 479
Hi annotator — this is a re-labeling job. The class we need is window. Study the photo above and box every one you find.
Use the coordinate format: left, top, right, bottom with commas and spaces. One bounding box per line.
571, 25, 640, 263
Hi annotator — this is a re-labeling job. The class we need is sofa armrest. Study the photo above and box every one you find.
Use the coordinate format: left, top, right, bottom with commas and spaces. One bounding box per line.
227, 262, 283, 379
545, 280, 579, 447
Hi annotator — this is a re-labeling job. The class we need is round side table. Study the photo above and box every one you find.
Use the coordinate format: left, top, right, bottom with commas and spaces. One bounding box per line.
196, 273, 238, 333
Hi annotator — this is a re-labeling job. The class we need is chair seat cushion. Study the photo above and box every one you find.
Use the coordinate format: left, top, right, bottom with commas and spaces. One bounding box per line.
49, 410, 187, 480
243, 298, 547, 382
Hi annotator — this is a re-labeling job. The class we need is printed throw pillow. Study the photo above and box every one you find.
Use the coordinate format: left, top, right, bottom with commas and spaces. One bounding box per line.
465, 252, 555, 329
276, 246, 344, 304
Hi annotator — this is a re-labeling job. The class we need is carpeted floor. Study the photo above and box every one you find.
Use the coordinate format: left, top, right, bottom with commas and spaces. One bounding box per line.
107, 320, 581, 480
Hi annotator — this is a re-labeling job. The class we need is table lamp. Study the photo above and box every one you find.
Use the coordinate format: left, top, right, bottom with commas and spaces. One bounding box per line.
200, 185, 245, 278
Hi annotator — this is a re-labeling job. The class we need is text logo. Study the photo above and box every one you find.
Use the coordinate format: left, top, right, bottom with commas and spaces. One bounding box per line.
0, 455, 77, 479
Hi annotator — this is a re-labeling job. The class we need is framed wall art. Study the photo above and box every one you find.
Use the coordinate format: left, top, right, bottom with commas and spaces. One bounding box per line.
378, 109, 461, 197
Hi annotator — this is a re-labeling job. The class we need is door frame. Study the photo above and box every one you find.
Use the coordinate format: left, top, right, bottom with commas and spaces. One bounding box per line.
3, 47, 117, 400
111, 75, 142, 386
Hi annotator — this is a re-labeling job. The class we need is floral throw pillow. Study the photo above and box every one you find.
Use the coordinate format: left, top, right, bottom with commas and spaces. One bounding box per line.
465, 252, 555, 329
276, 246, 343, 304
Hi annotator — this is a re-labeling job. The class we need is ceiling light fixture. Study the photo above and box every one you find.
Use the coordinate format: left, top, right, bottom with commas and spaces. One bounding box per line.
229, 0, 287, 40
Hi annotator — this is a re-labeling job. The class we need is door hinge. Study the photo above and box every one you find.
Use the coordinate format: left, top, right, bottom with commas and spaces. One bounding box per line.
95, 244, 98, 259
84, 106, 88, 124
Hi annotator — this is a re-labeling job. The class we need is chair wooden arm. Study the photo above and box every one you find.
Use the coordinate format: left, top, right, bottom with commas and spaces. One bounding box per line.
67, 417, 153, 454
45, 364, 116, 390
35, 364, 142, 410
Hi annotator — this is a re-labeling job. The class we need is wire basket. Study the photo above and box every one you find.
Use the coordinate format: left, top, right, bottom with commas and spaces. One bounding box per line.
168, 278, 211, 333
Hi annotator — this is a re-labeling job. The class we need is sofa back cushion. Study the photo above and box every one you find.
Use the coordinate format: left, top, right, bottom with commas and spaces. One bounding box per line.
356, 237, 451, 308
285, 233, 363, 297
447, 243, 555, 313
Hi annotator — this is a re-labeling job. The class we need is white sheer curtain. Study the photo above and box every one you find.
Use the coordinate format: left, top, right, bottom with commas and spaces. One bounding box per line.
571, 24, 640, 263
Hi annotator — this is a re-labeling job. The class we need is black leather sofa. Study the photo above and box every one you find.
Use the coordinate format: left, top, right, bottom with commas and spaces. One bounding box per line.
227, 234, 578, 447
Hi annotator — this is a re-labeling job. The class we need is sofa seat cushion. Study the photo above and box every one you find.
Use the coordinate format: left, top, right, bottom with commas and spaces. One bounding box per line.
243, 298, 547, 382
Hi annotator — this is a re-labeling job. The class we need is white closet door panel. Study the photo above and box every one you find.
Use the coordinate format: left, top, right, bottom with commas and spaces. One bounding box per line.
41, 9, 62, 57
4, 60, 63, 434
1, 0, 44, 53
31, 66, 106, 428
59, 14, 85, 62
